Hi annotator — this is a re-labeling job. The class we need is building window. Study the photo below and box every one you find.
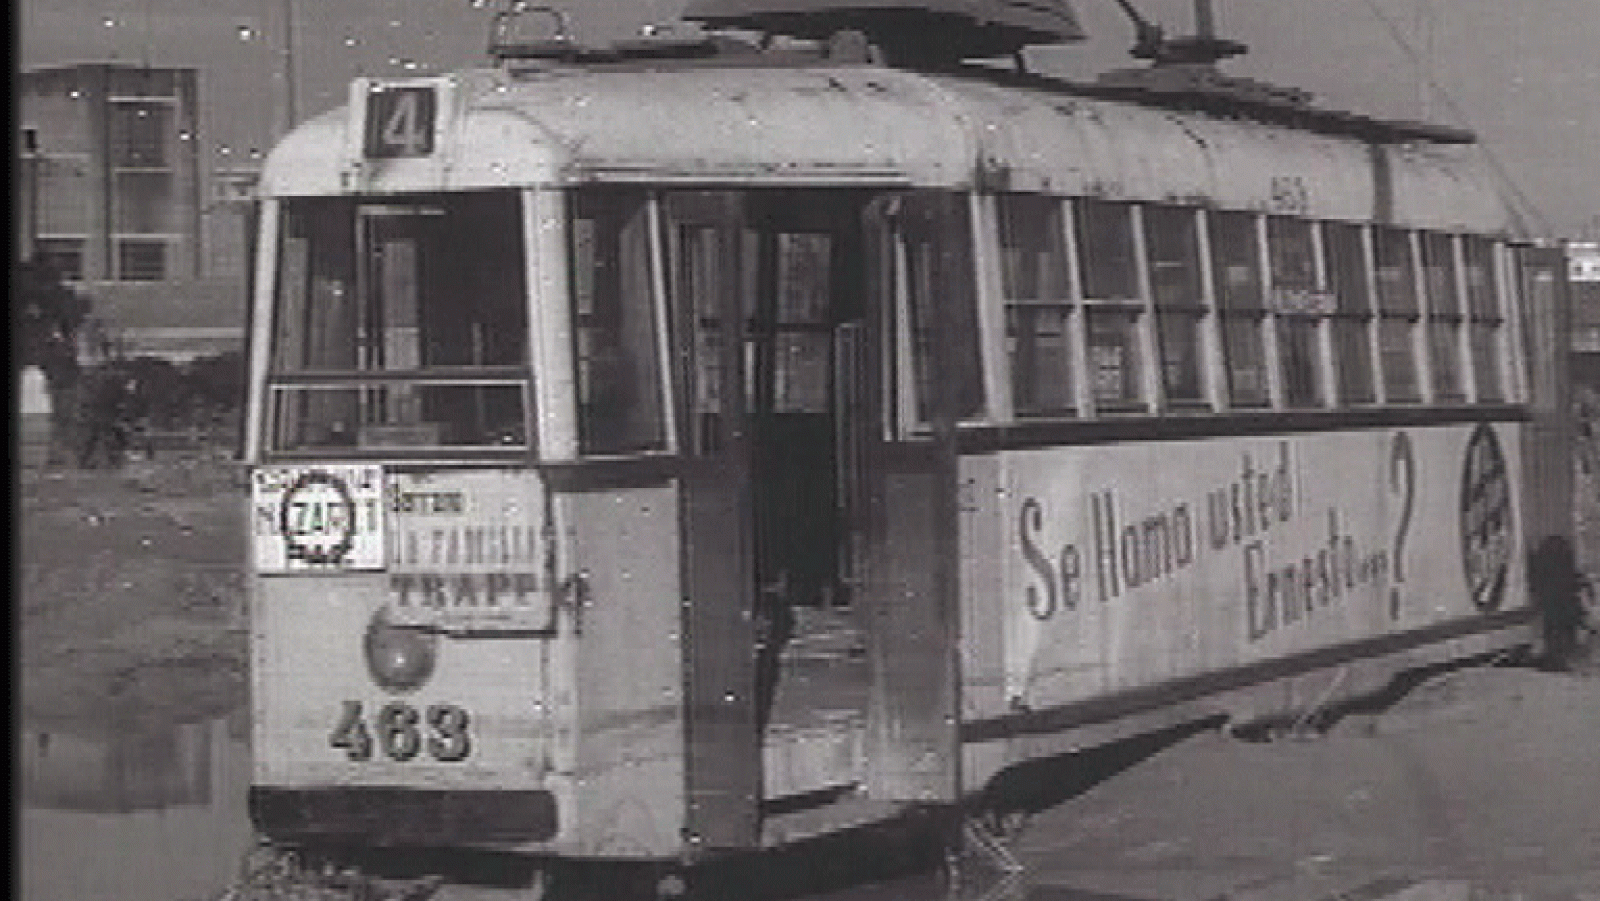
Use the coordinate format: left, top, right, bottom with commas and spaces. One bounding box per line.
1325, 222, 1375, 404
1373, 227, 1421, 402
1267, 216, 1325, 408
999, 194, 1075, 417
1462, 236, 1503, 401
37, 156, 93, 234
1421, 232, 1466, 402
109, 101, 171, 168
1143, 205, 1206, 405
1210, 211, 1268, 407
117, 239, 167, 281
34, 238, 86, 282
114, 170, 175, 233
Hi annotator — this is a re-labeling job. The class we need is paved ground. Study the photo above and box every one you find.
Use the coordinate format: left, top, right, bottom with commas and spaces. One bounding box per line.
997, 664, 1600, 901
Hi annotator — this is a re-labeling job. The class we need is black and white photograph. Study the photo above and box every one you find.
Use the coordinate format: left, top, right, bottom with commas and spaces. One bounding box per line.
16, 1, 1600, 899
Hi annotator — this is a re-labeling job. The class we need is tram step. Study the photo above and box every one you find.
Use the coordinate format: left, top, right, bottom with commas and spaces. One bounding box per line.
761, 711, 865, 801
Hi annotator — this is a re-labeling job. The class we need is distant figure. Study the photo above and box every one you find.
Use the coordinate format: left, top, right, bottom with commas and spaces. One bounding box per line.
1528, 536, 1596, 670
78, 366, 144, 468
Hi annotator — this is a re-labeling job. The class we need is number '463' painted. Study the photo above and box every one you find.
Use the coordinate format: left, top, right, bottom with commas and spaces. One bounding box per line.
329, 700, 471, 762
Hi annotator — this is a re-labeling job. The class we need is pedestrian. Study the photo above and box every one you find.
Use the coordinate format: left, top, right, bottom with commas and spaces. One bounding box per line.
1528, 536, 1594, 670
78, 364, 140, 469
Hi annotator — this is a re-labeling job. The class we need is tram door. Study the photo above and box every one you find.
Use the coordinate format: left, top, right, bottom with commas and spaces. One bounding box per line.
665, 190, 873, 846
743, 195, 870, 616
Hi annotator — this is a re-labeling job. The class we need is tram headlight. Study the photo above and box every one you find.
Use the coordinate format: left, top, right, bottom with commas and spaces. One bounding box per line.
364, 610, 437, 694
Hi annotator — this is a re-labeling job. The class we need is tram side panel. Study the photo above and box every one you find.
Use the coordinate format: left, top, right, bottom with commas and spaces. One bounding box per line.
959, 423, 1531, 786
559, 481, 690, 858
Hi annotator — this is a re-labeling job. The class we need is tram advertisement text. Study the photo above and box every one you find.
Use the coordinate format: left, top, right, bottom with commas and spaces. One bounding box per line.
1000, 424, 1520, 708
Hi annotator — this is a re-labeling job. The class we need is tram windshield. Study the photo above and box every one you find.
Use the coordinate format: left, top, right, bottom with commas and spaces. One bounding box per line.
267, 190, 530, 454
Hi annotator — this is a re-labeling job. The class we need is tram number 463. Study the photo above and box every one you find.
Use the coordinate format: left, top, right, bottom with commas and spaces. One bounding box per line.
329, 700, 472, 763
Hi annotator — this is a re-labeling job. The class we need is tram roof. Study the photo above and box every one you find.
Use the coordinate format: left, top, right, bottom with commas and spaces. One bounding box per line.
260, 59, 1519, 237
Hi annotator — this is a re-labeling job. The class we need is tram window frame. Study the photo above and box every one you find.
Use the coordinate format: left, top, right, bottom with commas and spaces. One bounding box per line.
265, 191, 534, 454
1323, 221, 1377, 405
671, 218, 730, 456
1143, 204, 1208, 408
1073, 198, 1146, 412
1209, 210, 1270, 408
568, 188, 668, 456
1421, 231, 1467, 403
1461, 235, 1504, 402
1373, 226, 1422, 403
998, 193, 1077, 418
1266, 216, 1327, 409
895, 194, 986, 432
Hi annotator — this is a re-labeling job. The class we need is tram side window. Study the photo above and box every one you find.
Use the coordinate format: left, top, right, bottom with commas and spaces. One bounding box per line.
273, 198, 359, 447
901, 198, 984, 425
771, 232, 834, 414
570, 190, 665, 455
1373, 227, 1422, 402
1324, 222, 1376, 405
1267, 217, 1324, 408
1462, 236, 1503, 401
1143, 205, 1206, 406
1421, 232, 1466, 403
1074, 198, 1143, 410
999, 194, 1075, 417
1209, 211, 1269, 407
275, 197, 358, 373
673, 223, 727, 455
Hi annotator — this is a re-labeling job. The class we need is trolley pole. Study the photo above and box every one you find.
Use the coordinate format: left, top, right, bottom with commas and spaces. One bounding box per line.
278, 0, 299, 137
1194, 0, 1215, 38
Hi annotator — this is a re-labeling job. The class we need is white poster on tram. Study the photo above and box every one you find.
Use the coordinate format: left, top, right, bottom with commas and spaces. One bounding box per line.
384, 470, 558, 633
997, 423, 1523, 710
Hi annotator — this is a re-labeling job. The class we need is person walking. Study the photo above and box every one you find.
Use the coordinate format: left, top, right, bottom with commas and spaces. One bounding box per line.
78, 364, 140, 469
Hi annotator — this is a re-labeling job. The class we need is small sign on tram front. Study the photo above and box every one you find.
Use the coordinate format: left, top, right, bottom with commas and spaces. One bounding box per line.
363, 84, 437, 159
253, 464, 387, 572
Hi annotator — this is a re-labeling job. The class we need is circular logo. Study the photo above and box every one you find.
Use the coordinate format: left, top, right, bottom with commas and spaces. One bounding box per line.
280, 469, 357, 566
1460, 423, 1512, 612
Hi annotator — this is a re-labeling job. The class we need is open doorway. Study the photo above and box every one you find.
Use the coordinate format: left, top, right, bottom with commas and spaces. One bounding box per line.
667, 187, 963, 828
739, 193, 874, 804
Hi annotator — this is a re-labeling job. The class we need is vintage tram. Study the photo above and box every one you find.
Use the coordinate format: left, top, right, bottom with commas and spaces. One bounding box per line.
241, 0, 1576, 895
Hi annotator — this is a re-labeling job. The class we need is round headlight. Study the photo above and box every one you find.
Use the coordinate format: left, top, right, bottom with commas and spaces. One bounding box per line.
364, 611, 437, 694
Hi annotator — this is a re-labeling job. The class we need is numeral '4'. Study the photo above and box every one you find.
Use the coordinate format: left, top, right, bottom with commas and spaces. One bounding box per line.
381, 91, 427, 155
329, 699, 374, 761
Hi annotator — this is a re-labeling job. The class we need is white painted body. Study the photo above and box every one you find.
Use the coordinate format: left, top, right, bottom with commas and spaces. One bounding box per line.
259, 65, 1514, 236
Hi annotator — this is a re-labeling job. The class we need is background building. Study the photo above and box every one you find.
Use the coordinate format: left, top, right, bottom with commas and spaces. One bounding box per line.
18, 63, 247, 364
1571, 240, 1600, 393
19, 63, 204, 283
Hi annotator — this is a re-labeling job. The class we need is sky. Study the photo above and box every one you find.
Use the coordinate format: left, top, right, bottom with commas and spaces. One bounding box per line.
18, 0, 1600, 239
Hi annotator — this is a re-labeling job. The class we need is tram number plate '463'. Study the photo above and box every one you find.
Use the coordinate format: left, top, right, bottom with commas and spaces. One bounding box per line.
330, 700, 471, 763
253, 465, 386, 572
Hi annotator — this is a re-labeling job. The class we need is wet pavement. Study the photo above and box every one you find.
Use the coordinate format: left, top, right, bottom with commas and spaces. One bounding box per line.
17, 713, 255, 901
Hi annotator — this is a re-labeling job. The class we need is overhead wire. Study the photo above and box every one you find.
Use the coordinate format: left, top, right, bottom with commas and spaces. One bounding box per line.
1356, 0, 1551, 239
